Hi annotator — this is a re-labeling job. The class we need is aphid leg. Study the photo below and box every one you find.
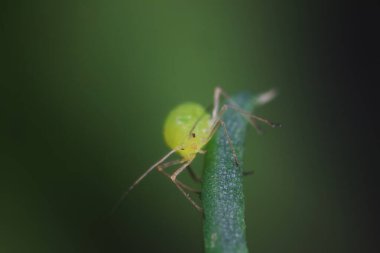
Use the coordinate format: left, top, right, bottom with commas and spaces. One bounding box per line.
243, 170, 254, 176
110, 148, 179, 215
212, 86, 234, 120
250, 118, 263, 135
177, 181, 201, 194
213, 86, 280, 130
171, 159, 194, 181
157, 162, 201, 193
211, 86, 234, 122
207, 117, 241, 167
220, 120, 240, 167
186, 166, 202, 183
211, 100, 246, 167
170, 160, 203, 212
225, 103, 282, 128
175, 182, 203, 212
157, 159, 184, 172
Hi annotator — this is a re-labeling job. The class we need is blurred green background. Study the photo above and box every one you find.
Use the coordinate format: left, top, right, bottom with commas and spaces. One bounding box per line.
1, 0, 378, 252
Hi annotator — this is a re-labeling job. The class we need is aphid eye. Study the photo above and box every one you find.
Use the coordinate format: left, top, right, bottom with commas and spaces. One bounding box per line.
192, 133, 196, 138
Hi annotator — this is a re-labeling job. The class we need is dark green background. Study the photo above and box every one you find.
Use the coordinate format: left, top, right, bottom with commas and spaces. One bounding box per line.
1, 1, 378, 252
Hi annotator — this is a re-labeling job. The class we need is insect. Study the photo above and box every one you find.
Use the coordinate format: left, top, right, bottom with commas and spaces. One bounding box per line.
111, 87, 279, 213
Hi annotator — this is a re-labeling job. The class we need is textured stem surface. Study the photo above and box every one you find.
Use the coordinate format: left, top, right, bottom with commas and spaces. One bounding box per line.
202, 92, 255, 253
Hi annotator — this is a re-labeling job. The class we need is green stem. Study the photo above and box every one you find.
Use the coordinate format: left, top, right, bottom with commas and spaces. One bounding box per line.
202, 92, 255, 253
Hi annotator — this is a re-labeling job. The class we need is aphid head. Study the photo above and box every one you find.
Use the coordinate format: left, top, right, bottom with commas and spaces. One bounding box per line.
163, 102, 211, 159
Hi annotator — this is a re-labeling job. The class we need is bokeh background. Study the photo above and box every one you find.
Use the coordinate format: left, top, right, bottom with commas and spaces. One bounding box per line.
1, 0, 378, 252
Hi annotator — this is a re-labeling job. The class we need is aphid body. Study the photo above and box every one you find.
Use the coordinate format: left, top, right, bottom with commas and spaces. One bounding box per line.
164, 102, 211, 161
110, 87, 278, 214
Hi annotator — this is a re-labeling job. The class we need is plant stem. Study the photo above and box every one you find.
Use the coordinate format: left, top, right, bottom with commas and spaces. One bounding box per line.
202, 92, 255, 253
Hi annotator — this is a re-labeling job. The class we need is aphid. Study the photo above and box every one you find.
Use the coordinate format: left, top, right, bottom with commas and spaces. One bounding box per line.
111, 87, 279, 213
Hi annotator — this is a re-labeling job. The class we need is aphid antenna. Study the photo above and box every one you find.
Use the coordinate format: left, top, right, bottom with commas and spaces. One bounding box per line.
109, 148, 179, 215
213, 87, 282, 130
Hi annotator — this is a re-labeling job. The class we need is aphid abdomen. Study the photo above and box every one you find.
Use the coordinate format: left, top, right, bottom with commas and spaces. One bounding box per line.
163, 102, 211, 159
